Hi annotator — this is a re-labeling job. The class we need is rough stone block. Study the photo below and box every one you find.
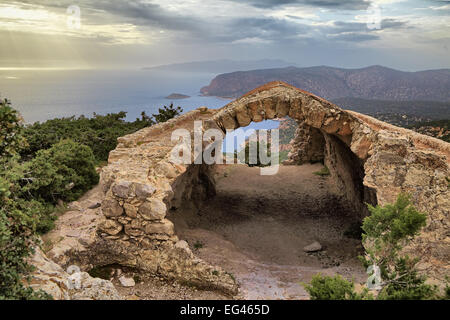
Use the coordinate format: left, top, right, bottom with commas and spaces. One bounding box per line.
144, 219, 174, 236
139, 199, 167, 220
101, 199, 123, 217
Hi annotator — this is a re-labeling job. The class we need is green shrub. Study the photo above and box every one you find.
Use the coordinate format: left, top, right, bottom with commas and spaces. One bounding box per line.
0, 148, 51, 299
0, 98, 27, 158
362, 194, 438, 299
303, 274, 372, 300
376, 256, 438, 300
0, 204, 51, 300
21, 112, 152, 163
362, 193, 426, 252
21, 105, 183, 163
445, 282, 450, 299
193, 241, 204, 250
304, 193, 443, 300
21, 140, 99, 203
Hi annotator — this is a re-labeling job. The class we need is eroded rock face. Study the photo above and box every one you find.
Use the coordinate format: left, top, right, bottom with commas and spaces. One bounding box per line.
28, 248, 121, 300
32, 82, 450, 297
284, 120, 325, 165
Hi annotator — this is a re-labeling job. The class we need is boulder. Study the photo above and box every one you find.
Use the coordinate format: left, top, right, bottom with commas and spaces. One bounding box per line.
119, 276, 136, 287
303, 241, 322, 252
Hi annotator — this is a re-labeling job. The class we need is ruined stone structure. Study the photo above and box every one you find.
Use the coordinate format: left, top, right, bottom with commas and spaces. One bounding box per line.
40, 82, 450, 296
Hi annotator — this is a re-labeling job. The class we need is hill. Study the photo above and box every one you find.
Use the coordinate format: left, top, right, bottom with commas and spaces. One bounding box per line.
143, 59, 294, 74
200, 65, 450, 102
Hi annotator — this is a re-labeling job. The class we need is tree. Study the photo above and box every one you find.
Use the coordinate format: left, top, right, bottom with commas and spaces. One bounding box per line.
152, 103, 183, 123
303, 194, 442, 300
361, 193, 437, 299
0, 98, 26, 158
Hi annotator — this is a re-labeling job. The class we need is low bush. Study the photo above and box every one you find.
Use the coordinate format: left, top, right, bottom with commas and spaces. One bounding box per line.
304, 193, 445, 300
303, 274, 372, 300
21, 139, 99, 203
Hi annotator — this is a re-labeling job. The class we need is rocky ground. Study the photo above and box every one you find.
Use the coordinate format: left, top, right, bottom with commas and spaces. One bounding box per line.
170, 163, 367, 300
112, 269, 230, 300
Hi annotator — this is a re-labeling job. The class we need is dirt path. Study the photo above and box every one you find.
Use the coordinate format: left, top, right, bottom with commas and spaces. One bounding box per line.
172, 164, 367, 300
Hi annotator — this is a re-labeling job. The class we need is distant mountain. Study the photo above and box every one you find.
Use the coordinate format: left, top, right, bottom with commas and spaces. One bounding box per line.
200, 65, 450, 102
143, 59, 295, 74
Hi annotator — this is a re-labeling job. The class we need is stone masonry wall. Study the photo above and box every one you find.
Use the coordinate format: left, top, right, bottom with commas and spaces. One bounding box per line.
57, 81, 448, 292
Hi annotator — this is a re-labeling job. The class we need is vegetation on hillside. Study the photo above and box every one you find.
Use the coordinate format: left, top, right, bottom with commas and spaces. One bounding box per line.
1, 98, 53, 299
20, 103, 183, 163
303, 194, 446, 300
408, 119, 450, 143
333, 97, 450, 126
0, 98, 182, 299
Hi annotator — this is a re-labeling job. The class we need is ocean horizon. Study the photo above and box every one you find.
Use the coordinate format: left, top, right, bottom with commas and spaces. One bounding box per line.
0, 68, 280, 151
0, 68, 231, 124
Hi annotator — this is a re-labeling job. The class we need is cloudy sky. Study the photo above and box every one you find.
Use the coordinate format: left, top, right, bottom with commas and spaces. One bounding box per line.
0, 0, 449, 70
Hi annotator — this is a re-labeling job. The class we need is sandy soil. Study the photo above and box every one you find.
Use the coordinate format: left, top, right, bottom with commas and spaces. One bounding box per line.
170, 163, 367, 300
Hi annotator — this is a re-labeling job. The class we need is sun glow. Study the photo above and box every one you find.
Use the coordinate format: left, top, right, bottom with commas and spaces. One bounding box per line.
0, 3, 148, 45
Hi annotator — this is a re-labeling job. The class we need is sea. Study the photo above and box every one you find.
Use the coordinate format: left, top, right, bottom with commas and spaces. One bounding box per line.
0, 68, 279, 150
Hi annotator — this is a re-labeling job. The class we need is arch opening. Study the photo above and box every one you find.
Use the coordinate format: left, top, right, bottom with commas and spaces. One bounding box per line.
167, 115, 377, 299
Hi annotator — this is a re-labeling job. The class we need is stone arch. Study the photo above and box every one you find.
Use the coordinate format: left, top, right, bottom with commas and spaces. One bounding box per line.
209, 81, 379, 217
70, 81, 449, 294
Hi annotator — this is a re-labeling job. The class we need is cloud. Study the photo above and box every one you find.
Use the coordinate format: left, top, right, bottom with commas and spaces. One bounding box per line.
380, 18, 407, 29
224, 0, 371, 10
0, 0, 448, 69
328, 32, 380, 41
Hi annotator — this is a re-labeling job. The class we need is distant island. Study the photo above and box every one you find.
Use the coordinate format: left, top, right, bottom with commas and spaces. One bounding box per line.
165, 93, 190, 100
